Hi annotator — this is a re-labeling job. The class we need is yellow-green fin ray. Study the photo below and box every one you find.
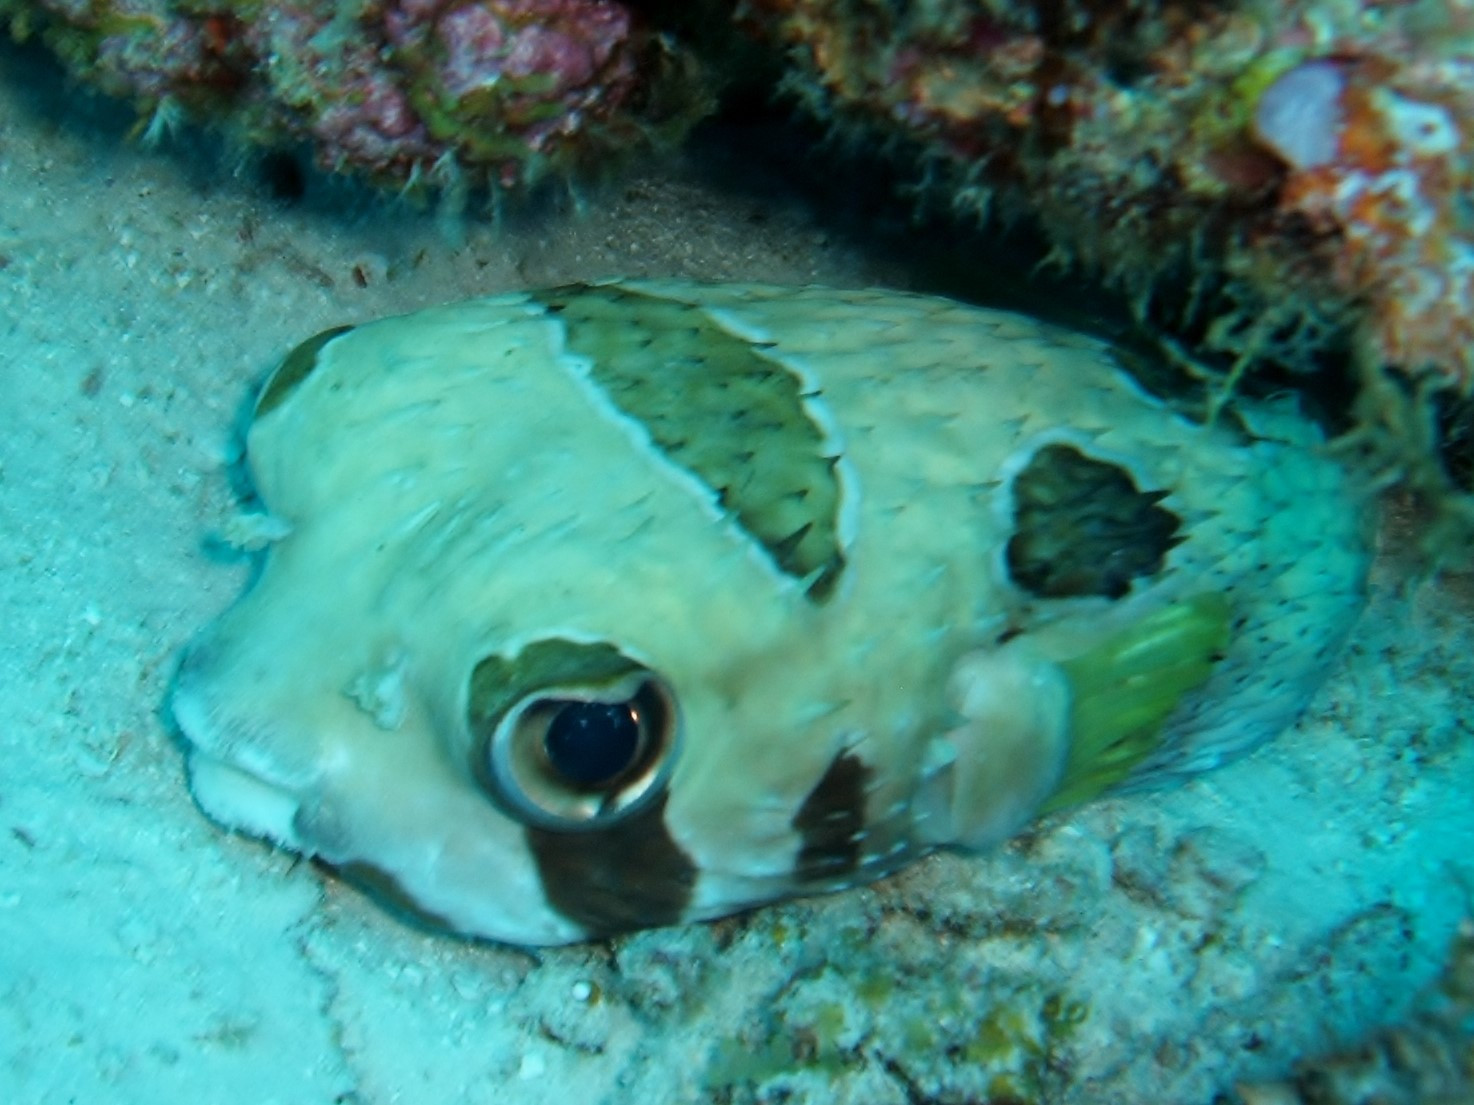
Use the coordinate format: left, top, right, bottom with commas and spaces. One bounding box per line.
1042, 594, 1232, 813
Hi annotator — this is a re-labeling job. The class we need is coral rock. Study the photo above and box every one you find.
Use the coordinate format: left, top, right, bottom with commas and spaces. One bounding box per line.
4, 0, 697, 189
741, 0, 1474, 397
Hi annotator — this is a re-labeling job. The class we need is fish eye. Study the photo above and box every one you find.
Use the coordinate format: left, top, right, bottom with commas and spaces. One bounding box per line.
542, 699, 642, 785
469, 649, 680, 832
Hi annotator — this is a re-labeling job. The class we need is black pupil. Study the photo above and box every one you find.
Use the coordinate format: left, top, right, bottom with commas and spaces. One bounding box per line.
543, 700, 641, 786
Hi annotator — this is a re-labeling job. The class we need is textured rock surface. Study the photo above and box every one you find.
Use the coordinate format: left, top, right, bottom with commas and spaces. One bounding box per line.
742, 0, 1474, 395
0, 0, 698, 189
1235, 920, 1474, 1105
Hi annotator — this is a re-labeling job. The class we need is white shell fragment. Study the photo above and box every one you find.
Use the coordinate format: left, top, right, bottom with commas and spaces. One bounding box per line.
170, 280, 1372, 946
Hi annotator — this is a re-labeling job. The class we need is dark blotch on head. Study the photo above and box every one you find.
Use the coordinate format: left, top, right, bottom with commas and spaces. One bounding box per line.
1006, 444, 1182, 599
255, 325, 353, 418
792, 752, 870, 882
526, 793, 696, 936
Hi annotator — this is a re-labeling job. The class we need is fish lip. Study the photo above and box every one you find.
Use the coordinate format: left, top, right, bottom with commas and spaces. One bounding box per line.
168, 640, 296, 783
183, 747, 307, 852
169, 648, 309, 851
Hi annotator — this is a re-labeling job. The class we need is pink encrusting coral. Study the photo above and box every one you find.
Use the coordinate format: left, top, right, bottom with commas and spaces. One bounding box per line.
1259, 51, 1474, 383
742, 0, 1474, 396
2, 0, 689, 189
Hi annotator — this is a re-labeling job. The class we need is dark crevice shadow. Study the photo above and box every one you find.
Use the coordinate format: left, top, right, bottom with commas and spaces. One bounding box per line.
1, 28, 1114, 325
672, 88, 1141, 335
0, 32, 1359, 432
0, 35, 436, 227
671, 89, 1363, 434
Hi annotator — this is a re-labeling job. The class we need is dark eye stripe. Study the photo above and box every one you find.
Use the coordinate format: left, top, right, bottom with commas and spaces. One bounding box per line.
533, 284, 847, 602
526, 793, 697, 936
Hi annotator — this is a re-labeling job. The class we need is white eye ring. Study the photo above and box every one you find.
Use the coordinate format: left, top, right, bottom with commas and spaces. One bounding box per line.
479, 672, 681, 832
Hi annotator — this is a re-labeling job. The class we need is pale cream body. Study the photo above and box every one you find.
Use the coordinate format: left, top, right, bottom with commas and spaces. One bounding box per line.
172, 282, 1369, 945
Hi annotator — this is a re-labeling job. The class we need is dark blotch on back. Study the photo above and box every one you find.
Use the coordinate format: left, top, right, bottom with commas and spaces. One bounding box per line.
531, 283, 846, 601
1006, 444, 1182, 599
526, 794, 697, 936
792, 752, 870, 882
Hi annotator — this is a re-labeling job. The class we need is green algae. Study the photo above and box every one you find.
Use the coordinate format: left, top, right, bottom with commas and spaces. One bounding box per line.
701, 945, 1090, 1104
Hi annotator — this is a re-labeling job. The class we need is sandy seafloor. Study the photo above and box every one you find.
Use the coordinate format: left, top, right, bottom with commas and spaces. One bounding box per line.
3, 41, 1474, 1105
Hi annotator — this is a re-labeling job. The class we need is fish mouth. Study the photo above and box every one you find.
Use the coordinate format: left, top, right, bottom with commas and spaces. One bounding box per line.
169, 648, 307, 852
183, 748, 306, 852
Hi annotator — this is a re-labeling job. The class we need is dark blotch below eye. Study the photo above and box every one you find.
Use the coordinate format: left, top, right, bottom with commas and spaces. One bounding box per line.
1006, 444, 1183, 600
527, 793, 697, 936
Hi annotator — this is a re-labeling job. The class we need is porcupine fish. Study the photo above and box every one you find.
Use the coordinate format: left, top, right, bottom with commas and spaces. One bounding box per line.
169, 280, 1370, 946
